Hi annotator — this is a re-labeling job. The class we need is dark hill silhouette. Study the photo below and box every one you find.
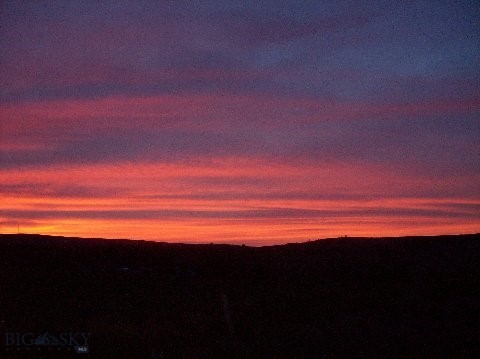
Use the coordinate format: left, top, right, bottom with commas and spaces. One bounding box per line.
0, 233, 478, 358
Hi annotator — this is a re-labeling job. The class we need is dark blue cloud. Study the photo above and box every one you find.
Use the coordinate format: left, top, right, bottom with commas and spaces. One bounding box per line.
3, 205, 479, 221
1, 1, 478, 102
1, 108, 478, 184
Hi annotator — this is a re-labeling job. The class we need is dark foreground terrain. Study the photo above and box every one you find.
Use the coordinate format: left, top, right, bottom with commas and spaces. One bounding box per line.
0, 233, 478, 358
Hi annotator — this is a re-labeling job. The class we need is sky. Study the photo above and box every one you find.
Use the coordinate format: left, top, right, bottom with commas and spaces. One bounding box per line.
0, 0, 479, 245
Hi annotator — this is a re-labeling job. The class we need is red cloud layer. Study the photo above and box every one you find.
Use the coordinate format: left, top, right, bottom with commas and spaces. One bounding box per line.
1, 159, 479, 244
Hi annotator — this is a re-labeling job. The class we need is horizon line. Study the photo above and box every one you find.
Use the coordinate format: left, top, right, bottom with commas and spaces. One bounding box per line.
2, 232, 478, 248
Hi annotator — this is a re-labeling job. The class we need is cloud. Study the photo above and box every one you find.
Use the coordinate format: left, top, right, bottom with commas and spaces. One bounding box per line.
3, 204, 479, 221
1, 1, 478, 103
1, 95, 478, 181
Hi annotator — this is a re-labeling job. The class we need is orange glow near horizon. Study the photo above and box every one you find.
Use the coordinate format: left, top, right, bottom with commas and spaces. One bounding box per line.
2, 214, 479, 246
1, 158, 479, 245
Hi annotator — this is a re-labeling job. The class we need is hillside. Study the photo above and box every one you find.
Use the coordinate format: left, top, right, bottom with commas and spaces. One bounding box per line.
0, 233, 478, 358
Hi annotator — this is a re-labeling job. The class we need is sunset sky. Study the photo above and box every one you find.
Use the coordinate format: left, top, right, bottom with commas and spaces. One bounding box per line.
1, 1, 479, 245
